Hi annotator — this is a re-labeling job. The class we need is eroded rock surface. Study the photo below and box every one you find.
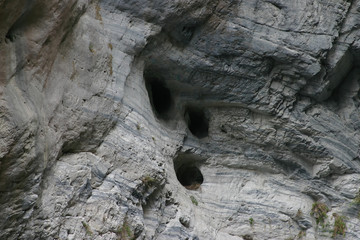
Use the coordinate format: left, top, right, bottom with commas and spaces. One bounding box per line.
1, 0, 360, 239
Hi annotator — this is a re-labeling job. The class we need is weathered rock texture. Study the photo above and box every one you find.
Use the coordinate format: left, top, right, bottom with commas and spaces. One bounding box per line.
1, 0, 360, 239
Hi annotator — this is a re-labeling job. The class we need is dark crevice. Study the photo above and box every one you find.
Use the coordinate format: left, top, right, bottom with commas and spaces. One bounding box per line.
273, 157, 309, 178
5, 30, 17, 42
145, 71, 173, 120
300, 47, 354, 102
300, 0, 354, 102
5, 1, 45, 43
264, 57, 276, 75
181, 25, 196, 41
185, 106, 209, 138
326, 68, 354, 104
265, 0, 284, 10
166, 23, 199, 47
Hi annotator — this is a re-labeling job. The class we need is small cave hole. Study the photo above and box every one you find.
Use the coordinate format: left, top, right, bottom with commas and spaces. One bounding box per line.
181, 25, 195, 40
145, 74, 173, 119
174, 154, 205, 190
176, 164, 204, 190
5, 28, 16, 42
185, 106, 209, 138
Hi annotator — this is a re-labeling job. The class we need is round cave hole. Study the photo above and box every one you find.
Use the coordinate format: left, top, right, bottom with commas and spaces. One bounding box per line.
145, 74, 173, 119
185, 106, 209, 138
176, 164, 204, 190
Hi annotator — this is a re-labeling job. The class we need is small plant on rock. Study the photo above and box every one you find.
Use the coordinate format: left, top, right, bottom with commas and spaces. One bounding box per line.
142, 175, 156, 188
95, 2, 103, 22
190, 195, 198, 206
249, 217, 254, 227
332, 213, 346, 238
310, 201, 329, 227
116, 219, 134, 240
81, 221, 93, 236
298, 230, 306, 239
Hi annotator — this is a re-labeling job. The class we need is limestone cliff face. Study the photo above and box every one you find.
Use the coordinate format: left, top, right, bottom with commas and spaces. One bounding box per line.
1, 0, 360, 239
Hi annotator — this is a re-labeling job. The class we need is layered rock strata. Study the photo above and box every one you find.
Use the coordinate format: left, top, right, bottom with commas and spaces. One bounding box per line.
1, 0, 360, 239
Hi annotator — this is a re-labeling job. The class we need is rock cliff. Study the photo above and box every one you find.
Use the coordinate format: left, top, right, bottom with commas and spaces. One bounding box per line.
1, 0, 360, 239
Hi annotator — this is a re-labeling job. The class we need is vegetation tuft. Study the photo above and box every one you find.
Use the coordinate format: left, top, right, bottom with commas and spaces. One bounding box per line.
332, 213, 346, 238
81, 221, 93, 236
310, 202, 329, 227
142, 175, 156, 188
249, 217, 254, 227
298, 230, 306, 239
95, 3, 103, 22
190, 195, 198, 206
116, 220, 134, 240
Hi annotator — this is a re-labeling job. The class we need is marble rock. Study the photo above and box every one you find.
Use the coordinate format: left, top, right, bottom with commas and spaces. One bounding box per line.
1, 0, 360, 239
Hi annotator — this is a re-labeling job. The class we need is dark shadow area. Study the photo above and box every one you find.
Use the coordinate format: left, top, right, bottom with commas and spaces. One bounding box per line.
150, 81, 172, 114
174, 154, 205, 190
176, 165, 204, 190
145, 71, 173, 119
5, 29, 16, 42
185, 106, 209, 138
180, 25, 196, 42
5, 1, 45, 43
273, 157, 310, 178
164, 22, 200, 47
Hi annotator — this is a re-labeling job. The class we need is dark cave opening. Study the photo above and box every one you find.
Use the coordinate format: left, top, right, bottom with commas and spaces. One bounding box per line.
176, 164, 204, 190
181, 25, 195, 41
145, 75, 173, 119
5, 29, 16, 42
185, 106, 209, 138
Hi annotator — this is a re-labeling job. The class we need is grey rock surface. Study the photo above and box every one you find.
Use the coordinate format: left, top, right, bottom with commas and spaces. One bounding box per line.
1, 0, 360, 239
